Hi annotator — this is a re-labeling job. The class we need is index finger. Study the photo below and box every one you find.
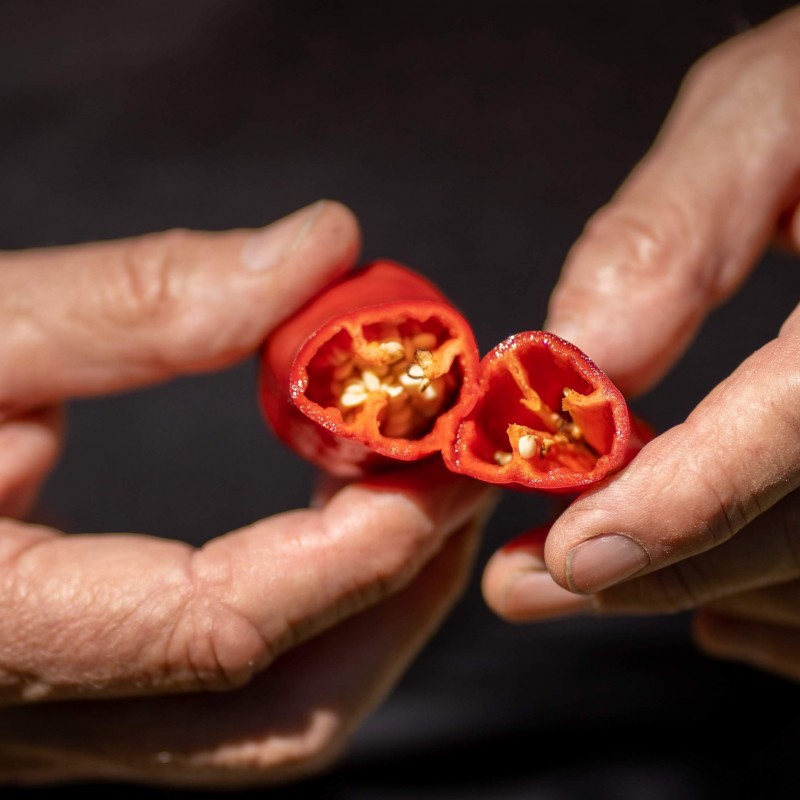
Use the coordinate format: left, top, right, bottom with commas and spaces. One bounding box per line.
545, 8, 800, 395
0, 201, 359, 415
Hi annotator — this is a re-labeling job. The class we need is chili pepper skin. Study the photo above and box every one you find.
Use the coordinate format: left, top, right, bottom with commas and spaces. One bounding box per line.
259, 260, 482, 478
442, 331, 650, 493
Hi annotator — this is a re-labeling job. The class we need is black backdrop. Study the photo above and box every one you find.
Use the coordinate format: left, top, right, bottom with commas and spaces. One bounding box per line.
3, 1, 800, 797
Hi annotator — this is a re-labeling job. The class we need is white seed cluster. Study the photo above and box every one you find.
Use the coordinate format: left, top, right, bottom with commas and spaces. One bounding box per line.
332, 331, 448, 438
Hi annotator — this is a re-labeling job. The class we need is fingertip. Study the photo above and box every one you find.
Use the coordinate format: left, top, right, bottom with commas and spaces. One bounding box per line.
242, 199, 361, 321
0, 406, 63, 518
355, 460, 499, 529
542, 315, 584, 352
483, 540, 592, 623
290, 199, 362, 282
317, 199, 363, 253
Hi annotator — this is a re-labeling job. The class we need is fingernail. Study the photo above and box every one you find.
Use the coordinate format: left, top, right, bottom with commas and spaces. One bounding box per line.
498, 551, 592, 621
242, 200, 327, 272
566, 534, 649, 594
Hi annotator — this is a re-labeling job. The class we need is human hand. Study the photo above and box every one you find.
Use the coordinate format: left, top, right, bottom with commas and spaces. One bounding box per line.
0, 201, 495, 786
482, 7, 800, 680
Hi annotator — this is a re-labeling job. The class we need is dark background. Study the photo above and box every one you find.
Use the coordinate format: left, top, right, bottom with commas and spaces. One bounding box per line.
2, 1, 800, 797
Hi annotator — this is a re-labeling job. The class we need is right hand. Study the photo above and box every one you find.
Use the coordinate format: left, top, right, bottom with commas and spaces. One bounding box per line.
482, 6, 800, 681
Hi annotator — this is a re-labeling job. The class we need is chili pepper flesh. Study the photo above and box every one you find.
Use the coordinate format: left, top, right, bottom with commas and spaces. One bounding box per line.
444, 332, 637, 492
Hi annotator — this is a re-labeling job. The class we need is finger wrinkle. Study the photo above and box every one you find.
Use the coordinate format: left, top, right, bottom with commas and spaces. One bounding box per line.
692, 464, 751, 549
187, 545, 276, 686
174, 591, 267, 693
597, 488, 800, 615
661, 557, 713, 613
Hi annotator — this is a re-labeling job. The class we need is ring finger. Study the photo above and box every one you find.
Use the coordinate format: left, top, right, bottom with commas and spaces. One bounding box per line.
0, 405, 63, 519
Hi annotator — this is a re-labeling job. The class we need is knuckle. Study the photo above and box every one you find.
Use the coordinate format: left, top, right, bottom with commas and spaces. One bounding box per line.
660, 559, 716, 611
584, 205, 670, 276
576, 200, 704, 294
671, 412, 761, 548
169, 556, 271, 692
109, 228, 191, 326
186, 598, 266, 690
170, 595, 268, 692
692, 463, 750, 549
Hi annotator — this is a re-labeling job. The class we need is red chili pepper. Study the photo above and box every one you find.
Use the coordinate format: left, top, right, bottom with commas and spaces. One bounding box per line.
259, 260, 482, 477
260, 263, 651, 489
442, 331, 650, 492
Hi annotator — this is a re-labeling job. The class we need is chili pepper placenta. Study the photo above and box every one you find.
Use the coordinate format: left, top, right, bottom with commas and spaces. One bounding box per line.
259, 261, 650, 490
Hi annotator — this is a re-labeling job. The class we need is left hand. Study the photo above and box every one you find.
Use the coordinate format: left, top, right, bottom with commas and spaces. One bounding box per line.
481, 8, 800, 681
0, 201, 495, 786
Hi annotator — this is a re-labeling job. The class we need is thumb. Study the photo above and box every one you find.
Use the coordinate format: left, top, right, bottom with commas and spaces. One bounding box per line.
545, 10, 800, 396
0, 200, 360, 411
543, 315, 800, 596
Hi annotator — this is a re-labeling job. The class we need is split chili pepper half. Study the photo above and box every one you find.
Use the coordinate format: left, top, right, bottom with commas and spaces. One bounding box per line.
259, 261, 651, 489
259, 260, 482, 478
442, 331, 652, 493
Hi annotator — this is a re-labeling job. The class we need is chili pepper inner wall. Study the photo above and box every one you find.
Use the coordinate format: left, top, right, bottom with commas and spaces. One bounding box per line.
260, 260, 482, 478
443, 331, 638, 492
